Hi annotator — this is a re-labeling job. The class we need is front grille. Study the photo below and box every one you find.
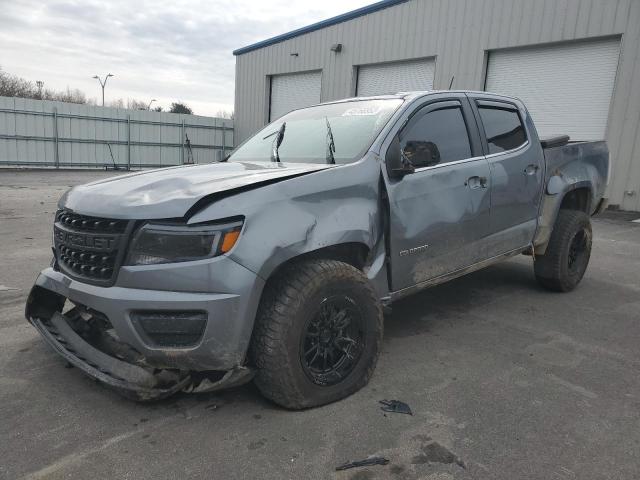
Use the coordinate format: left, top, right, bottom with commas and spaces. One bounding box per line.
54, 209, 132, 285
58, 244, 116, 279
56, 210, 128, 234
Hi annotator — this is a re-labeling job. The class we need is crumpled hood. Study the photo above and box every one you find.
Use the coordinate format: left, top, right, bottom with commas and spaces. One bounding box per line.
60, 161, 336, 219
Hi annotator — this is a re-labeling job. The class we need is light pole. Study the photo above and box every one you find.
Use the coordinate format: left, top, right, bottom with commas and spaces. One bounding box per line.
147, 99, 157, 110
92, 73, 114, 106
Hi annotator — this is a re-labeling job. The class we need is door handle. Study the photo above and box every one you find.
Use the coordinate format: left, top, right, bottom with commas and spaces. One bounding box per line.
466, 176, 488, 189
524, 164, 539, 176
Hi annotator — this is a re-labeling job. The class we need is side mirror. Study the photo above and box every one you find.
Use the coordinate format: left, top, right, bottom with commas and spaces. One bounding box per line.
386, 136, 415, 179
404, 140, 440, 167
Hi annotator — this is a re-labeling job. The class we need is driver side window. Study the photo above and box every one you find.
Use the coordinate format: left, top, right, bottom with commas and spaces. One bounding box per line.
401, 106, 472, 168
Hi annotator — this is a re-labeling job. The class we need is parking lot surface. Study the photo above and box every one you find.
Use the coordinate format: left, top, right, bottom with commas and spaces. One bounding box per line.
1, 169, 639, 480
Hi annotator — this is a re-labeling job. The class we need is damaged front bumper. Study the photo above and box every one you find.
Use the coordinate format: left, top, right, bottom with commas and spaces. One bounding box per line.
31, 310, 192, 400
26, 262, 264, 400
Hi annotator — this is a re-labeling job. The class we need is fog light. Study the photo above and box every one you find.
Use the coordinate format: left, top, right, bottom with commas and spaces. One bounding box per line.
130, 311, 207, 348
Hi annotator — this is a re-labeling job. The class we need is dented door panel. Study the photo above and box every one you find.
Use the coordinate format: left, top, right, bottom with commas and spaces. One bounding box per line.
386, 158, 491, 290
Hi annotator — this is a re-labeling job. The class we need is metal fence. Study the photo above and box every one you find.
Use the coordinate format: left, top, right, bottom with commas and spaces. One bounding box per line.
0, 96, 233, 168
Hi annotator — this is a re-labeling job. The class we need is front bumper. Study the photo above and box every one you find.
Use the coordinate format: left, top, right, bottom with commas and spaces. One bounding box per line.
26, 255, 265, 387
31, 310, 192, 400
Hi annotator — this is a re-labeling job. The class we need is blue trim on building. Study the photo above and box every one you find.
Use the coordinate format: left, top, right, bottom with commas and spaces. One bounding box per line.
233, 0, 409, 56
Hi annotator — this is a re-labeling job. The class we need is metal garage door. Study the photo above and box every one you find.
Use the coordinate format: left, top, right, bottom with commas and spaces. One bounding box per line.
357, 58, 435, 96
485, 38, 621, 141
269, 71, 321, 121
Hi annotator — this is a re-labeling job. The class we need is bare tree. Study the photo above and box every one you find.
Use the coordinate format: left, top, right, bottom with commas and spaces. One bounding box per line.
108, 98, 160, 110
215, 109, 234, 120
127, 98, 148, 110
43, 87, 88, 104
108, 98, 125, 109
0, 68, 88, 104
0, 68, 34, 98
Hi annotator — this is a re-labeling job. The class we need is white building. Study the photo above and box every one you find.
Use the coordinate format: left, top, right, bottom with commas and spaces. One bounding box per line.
233, 0, 640, 211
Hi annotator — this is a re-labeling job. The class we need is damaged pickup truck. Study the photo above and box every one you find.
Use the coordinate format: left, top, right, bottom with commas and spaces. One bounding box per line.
26, 91, 609, 408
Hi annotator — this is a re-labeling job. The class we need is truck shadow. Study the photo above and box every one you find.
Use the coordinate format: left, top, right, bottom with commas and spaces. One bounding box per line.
166, 259, 539, 409
180, 259, 539, 408
383, 258, 538, 339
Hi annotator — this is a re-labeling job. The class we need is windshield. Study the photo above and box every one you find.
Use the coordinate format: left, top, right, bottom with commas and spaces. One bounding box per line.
228, 99, 403, 164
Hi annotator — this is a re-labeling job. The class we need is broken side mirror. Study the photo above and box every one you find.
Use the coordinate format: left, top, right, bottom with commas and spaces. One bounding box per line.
386, 135, 415, 179
403, 140, 440, 168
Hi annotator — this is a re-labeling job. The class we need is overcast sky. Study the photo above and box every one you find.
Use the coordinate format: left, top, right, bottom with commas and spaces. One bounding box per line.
0, 0, 372, 116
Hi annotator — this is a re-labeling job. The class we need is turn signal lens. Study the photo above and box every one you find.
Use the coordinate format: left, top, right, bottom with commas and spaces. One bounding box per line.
220, 230, 241, 253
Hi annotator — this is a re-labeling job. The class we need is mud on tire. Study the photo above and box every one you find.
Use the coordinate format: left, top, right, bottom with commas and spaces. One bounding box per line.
250, 259, 383, 409
534, 209, 592, 292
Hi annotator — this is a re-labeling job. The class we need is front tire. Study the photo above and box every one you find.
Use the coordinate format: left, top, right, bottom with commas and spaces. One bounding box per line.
534, 210, 592, 292
250, 259, 383, 409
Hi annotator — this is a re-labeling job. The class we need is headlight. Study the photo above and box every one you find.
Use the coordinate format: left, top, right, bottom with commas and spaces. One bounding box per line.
126, 219, 243, 265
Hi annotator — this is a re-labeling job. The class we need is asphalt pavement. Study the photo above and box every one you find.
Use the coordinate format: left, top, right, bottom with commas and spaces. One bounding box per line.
1, 168, 639, 480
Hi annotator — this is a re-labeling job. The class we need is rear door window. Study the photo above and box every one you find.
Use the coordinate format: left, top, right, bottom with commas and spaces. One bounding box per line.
478, 106, 527, 154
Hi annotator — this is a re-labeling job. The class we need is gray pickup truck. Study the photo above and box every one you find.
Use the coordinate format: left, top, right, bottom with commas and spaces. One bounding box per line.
26, 91, 609, 408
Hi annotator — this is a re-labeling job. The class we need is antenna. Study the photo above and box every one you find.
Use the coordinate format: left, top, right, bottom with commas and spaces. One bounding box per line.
448, 76, 455, 89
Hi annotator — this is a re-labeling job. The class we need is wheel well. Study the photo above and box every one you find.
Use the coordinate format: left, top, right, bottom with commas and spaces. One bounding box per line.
267, 243, 370, 281
560, 187, 592, 213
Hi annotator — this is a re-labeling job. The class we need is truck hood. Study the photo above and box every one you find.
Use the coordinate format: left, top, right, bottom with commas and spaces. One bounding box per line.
60, 161, 336, 219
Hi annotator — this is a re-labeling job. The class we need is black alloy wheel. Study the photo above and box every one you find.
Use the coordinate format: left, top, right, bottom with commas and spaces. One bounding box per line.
300, 295, 365, 386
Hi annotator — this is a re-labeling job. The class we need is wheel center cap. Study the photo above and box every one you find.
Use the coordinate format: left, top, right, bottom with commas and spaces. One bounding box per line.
320, 329, 332, 344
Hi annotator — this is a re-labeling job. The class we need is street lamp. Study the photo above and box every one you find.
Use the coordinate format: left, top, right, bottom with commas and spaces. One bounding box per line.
92, 73, 114, 106
147, 99, 157, 110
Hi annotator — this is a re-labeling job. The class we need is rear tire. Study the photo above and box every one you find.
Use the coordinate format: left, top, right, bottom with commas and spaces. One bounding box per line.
250, 259, 383, 409
534, 210, 592, 292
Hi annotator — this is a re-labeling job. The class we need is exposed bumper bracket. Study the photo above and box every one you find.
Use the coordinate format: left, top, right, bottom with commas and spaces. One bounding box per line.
27, 284, 256, 401
31, 312, 191, 401
183, 366, 255, 394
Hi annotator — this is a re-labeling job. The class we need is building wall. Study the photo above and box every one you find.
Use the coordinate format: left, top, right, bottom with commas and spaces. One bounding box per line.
0, 96, 234, 168
234, 0, 640, 210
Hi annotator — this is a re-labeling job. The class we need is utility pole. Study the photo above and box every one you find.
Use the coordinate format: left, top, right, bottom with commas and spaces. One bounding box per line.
147, 99, 157, 110
92, 73, 114, 106
35, 81, 44, 99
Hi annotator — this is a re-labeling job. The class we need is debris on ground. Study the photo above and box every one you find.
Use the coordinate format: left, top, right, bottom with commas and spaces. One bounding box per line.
335, 456, 390, 471
379, 399, 413, 415
411, 441, 466, 469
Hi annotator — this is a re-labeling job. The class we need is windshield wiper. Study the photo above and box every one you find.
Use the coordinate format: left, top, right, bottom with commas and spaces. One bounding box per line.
270, 122, 286, 162
263, 130, 278, 140
325, 117, 336, 164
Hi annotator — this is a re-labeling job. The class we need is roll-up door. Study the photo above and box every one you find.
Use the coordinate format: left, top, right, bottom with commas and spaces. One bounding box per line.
357, 58, 435, 96
485, 38, 621, 140
269, 71, 322, 121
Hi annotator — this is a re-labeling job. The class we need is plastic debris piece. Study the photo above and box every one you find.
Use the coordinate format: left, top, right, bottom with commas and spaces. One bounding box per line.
379, 399, 413, 415
335, 456, 390, 471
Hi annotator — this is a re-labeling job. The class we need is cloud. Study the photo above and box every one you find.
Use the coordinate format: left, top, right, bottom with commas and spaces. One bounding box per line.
0, 0, 372, 115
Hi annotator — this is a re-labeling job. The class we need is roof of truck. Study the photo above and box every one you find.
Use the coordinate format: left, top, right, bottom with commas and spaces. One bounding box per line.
316, 90, 521, 105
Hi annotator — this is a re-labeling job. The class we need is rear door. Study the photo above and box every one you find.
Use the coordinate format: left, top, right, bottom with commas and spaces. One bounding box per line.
469, 95, 544, 255
385, 94, 492, 291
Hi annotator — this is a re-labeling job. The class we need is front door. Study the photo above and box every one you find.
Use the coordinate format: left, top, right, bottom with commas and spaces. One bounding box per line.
385, 96, 492, 292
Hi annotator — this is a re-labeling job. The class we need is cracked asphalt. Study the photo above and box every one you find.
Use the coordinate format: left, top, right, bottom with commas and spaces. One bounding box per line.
1, 169, 639, 480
